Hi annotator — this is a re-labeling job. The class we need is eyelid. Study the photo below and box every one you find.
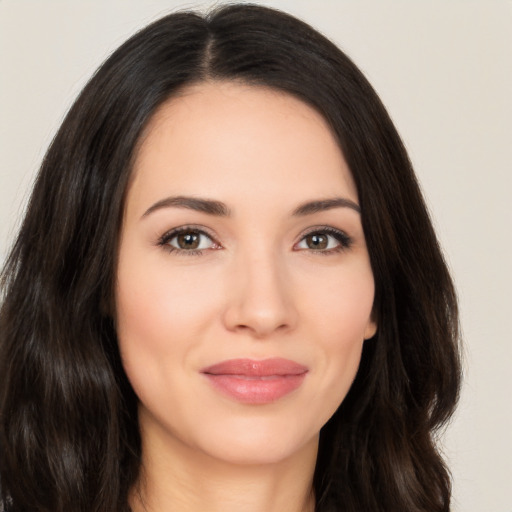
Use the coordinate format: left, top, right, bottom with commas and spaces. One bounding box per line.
157, 224, 222, 254
294, 225, 353, 252
156, 224, 352, 255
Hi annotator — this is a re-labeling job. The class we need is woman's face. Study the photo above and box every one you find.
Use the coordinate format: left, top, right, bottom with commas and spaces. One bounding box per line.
116, 81, 376, 466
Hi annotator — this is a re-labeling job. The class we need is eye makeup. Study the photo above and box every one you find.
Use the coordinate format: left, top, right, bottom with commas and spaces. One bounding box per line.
156, 224, 353, 257
157, 225, 221, 256
294, 226, 353, 255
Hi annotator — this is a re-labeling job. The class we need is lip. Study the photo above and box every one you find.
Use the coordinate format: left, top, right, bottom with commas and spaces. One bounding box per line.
201, 358, 308, 404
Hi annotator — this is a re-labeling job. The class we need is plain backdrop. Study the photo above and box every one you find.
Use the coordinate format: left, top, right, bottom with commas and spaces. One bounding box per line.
0, 1, 511, 510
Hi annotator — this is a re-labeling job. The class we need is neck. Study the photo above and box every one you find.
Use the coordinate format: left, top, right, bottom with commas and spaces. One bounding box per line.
130, 423, 318, 512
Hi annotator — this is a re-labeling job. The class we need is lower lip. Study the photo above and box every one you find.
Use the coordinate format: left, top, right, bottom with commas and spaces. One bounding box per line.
203, 374, 307, 404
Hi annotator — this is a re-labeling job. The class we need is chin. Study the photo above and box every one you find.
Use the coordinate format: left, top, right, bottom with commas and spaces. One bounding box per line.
193, 417, 319, 466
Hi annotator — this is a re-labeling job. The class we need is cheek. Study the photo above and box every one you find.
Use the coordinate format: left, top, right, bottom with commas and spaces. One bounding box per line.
114, 254, 209, 394
304, 262, 375, 342
115, 254, 218, 346
115, 268, 172, 405
114, 261, 221, 443
300, 263, 374, 415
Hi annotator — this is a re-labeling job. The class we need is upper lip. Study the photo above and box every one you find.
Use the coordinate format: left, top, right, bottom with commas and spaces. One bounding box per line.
201, 358, 308, 377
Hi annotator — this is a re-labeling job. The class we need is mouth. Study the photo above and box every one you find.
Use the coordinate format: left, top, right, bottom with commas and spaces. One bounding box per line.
200, 358, 308, 404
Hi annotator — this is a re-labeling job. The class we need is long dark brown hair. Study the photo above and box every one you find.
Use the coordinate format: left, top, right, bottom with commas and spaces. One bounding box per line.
0, 4, 461, 511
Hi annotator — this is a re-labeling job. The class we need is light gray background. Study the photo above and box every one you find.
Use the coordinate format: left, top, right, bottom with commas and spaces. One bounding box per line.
1, 1, 511, 510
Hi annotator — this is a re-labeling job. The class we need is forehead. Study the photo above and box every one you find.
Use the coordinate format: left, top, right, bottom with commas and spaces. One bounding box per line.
127, 81, 358, 217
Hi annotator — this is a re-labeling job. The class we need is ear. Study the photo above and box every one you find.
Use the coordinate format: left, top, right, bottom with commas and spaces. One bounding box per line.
364, 317, 377, 340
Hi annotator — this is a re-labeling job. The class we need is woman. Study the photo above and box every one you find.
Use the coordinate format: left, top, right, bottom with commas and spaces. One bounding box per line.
0, 4, 461, 512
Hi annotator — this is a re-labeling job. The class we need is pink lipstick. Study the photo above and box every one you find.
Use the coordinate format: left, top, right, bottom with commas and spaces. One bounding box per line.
201, 358, 308, 404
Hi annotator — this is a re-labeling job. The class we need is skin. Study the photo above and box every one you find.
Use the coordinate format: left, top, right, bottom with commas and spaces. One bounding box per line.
116, 81, 377, 512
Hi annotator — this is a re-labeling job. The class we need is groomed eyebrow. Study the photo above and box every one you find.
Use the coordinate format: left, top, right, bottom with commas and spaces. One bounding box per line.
292, 197, 360, 216
142, 196, 231, 218
141, 195, 360, 219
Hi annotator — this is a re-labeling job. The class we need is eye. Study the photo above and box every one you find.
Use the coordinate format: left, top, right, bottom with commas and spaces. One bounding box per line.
295, 227, 352, 253
158, 227, 219, 254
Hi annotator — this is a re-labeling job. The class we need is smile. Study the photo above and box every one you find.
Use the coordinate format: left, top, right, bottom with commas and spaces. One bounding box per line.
201, 358, 308, 404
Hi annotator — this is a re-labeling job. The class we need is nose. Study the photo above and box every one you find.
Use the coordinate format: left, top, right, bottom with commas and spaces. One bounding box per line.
222, 250, 298, 338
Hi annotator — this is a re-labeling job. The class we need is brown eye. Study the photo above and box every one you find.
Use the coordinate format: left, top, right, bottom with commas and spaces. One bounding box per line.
296, 228, 352, 253
305, 233, 329, 250
176, 232, 200, 250
163, 229, 216, 252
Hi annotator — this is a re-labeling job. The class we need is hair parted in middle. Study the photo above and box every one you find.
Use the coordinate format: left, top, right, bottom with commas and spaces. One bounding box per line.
0, 4, 460, 512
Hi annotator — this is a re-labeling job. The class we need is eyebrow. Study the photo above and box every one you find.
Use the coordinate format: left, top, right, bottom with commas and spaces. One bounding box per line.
292, 197, 361, 216
142, 196, 231, 218
141, 195, 360, 219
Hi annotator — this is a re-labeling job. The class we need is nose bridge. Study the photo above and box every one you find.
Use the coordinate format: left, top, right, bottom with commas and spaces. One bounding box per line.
223, 240, 297, 337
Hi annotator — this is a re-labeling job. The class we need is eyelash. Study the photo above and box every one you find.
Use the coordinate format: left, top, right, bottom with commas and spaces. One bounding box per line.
298, 226, 353, 255
157, 225, 218, 256
157, 225, 353, 256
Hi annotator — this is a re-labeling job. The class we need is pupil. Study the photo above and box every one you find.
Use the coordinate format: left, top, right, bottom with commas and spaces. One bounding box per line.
178, 232, 199, 249
308, 234, 328, 250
